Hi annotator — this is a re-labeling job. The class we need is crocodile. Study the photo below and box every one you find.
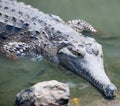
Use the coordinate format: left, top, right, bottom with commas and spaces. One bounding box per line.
0, 0, 117, 98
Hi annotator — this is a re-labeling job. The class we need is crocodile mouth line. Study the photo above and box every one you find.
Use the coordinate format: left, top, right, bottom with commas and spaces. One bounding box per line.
75, 68, 116, 98
75, 68, 103, 91
66, 61, 104, 92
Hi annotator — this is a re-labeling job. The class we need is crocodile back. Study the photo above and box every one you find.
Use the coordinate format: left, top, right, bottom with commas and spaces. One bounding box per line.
0, 0, 66, 39
0, 0, 40, 38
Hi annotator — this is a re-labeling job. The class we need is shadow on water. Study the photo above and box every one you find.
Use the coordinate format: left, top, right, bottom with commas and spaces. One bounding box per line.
0, 0, 120, 106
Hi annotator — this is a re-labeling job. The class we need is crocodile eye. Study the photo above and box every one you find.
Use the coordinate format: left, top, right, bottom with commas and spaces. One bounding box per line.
73, 51, 84, 57
68, 46, 85, 58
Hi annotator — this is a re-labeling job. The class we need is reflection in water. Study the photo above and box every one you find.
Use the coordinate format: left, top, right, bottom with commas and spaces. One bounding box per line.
0, 0, 120, 106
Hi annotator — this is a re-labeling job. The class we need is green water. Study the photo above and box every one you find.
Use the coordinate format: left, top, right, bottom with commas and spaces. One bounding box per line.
0, 0, 120, 106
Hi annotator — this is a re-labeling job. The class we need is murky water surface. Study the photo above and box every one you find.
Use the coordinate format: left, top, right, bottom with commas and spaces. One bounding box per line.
0, 0, 120, 105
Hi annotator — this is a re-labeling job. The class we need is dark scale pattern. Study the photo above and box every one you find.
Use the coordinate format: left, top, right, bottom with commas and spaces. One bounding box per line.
0, 0, 66, 40
0, 0, 34, 37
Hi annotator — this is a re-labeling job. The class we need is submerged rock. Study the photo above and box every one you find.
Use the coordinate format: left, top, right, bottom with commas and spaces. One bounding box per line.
15, 80, 70, 106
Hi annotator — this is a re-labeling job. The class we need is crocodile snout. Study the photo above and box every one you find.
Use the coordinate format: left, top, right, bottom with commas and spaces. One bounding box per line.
104, 84, 117, 98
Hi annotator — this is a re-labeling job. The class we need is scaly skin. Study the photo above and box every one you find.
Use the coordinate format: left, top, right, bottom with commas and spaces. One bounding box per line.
0, 0, 117, 98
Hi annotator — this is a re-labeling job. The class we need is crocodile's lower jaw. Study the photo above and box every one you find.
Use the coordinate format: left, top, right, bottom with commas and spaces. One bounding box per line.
73, 64, 117, 98
67, 65, 116, 98
77, 69, 117, 98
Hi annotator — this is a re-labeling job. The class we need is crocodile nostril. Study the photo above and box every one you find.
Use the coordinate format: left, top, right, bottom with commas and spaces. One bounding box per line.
104, 84, 117, 98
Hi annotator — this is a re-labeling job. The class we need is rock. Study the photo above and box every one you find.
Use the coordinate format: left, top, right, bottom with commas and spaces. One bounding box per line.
15, 80, 70, 106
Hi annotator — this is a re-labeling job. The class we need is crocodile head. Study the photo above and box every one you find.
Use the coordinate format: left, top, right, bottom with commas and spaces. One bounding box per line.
57, 37, 117, 98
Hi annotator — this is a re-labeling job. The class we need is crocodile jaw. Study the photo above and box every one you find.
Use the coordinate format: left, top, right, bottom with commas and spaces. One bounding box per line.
82, 53, 117, 98
58, 46, 117, 98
